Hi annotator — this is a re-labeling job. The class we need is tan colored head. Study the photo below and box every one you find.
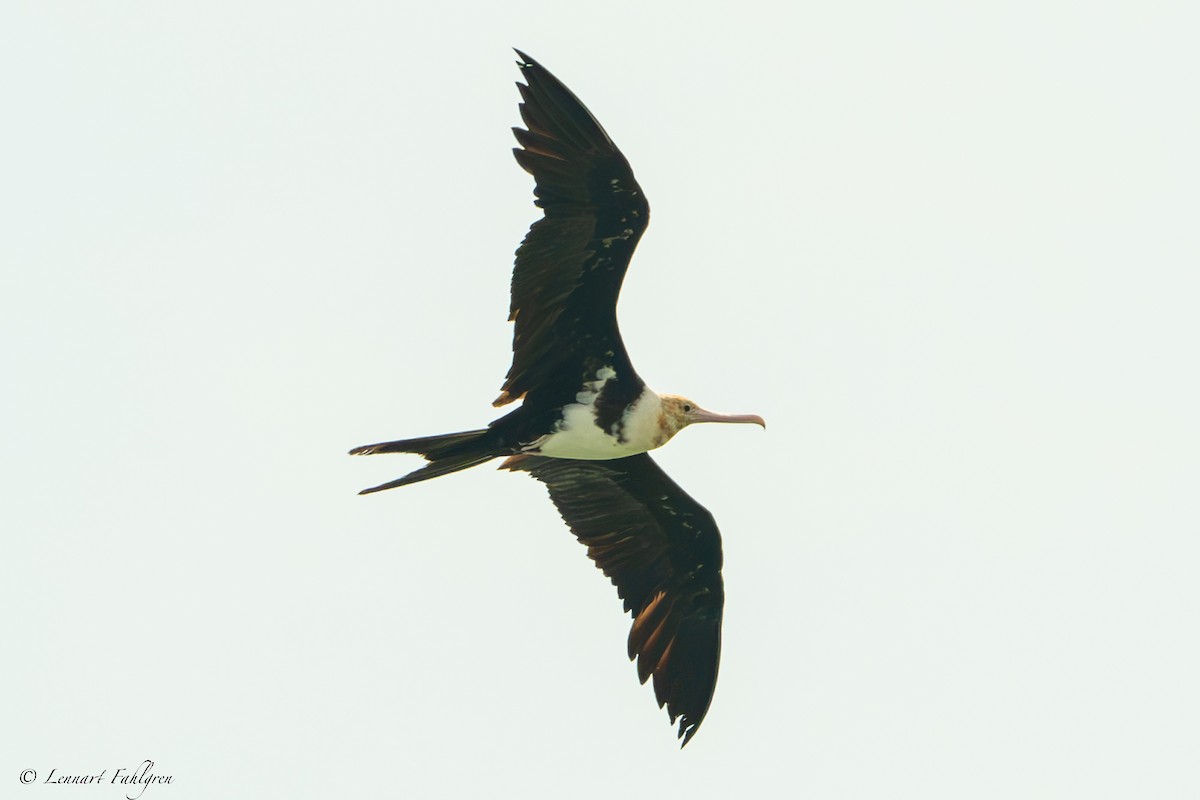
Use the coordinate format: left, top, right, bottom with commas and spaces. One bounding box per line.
657, 394, 766, 446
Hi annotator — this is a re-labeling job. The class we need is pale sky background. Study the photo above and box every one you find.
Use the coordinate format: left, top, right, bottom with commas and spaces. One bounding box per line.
3, 1, 1199, 798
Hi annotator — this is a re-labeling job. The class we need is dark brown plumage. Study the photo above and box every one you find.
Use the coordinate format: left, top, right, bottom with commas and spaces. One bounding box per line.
503, 453, 723, 746
496, 48, 650, 420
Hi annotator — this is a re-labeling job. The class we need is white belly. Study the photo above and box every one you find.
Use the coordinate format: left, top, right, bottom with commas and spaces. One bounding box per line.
531, 386, 664, 460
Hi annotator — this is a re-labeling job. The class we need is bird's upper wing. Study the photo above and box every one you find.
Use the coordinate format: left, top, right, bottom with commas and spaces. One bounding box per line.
495, 51, 651, 412
503, 452, 724, 746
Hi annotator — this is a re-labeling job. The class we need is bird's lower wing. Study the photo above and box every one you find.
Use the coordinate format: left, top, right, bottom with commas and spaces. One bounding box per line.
502, 452, 724, 746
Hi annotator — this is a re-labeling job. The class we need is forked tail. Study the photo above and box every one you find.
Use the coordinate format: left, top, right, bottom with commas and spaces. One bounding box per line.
350, 428, 497, 494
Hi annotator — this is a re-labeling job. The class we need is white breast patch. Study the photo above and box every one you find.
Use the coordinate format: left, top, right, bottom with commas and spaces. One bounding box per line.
526, 375, 664, 460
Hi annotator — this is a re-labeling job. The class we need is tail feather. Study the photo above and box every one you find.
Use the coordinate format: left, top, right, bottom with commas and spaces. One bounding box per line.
358, 452, 497, 494
349, 428, 489, 457
350, 428, 498, 494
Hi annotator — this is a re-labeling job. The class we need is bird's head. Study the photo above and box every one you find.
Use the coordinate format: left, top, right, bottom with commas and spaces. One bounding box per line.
657, 394, 766, 443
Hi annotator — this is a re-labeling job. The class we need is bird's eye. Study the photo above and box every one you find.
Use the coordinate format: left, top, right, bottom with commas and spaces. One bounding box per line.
682, 403, 693, 413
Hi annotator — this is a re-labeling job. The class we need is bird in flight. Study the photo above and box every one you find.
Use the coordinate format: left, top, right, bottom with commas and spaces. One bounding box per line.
351, 50, 764, 746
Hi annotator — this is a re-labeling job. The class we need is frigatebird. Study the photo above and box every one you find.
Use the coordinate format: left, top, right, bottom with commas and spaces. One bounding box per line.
352, 50, 764, 746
